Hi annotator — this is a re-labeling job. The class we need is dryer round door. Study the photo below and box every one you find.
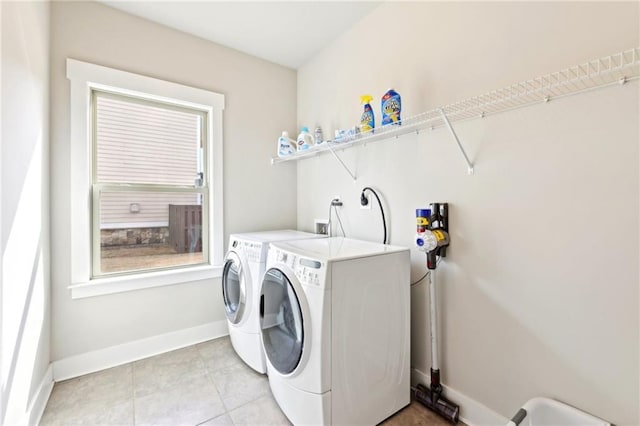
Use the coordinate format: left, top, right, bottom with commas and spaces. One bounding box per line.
222, 251, 246, 324
260, 268, 304, 375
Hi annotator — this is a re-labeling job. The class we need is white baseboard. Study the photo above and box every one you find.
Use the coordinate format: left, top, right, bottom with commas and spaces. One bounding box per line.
24, 364, 54, 426
411, 368, 508, 426
52, 320, 228, 382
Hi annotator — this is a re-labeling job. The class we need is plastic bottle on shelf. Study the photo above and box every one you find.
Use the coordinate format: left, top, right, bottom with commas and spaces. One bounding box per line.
381, 88, 401, 126
277, 131, 297, 157
297, 127, 315, 151
314, 126, 324, 145
360, 94, 375, 134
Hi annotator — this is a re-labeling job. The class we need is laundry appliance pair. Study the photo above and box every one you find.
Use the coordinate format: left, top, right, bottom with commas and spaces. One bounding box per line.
222, 230, 324, 374
223, 233, 410, 425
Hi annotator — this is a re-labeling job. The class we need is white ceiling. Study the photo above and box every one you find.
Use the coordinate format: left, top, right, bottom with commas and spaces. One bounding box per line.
98, 1, 381, 69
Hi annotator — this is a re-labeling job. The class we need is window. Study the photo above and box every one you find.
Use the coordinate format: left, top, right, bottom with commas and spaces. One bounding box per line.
67, 59, 224, 298
92, 91, 208, 276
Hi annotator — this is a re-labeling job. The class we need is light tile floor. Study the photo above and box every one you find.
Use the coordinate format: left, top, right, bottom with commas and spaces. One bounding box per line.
41, 336, 456, 425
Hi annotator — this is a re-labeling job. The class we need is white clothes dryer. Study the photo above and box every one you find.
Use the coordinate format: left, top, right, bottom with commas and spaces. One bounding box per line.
222, 230, 324, 374
259, 237, 410, 425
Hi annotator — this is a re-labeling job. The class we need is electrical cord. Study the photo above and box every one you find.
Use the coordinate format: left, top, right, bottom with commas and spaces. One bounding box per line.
333, 205, 346, 237
410, 256, 442, 286
410, 270, 430, 286
328, 199, 346, 237
360, 187, 387, 244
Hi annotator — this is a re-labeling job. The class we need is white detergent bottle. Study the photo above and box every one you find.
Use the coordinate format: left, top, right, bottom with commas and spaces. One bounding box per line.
297, 127, 314, 151
277, 131, 297, 157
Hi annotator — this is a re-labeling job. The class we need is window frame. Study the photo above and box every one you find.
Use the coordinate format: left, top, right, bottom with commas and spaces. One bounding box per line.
66, 59, 224, 299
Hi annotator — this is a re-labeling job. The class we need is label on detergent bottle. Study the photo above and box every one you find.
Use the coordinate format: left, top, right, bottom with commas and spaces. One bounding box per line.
277, 131, 296, 157
381, 88, 401, 126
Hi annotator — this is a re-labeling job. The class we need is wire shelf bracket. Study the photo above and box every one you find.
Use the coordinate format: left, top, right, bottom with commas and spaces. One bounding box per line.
439, 108, 474, 175
325, 140, 357, 181
271, 47, 640, 177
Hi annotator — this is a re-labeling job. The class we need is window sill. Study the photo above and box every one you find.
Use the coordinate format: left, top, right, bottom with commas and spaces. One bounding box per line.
69, 264, 222, 299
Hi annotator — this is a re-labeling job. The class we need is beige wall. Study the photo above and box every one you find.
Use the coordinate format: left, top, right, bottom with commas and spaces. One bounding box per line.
297, 2, 639, 425
50, 1, 297, 360
1, 1, 51, 424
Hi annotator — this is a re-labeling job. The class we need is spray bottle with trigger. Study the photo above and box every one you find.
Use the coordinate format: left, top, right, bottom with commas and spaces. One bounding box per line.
359, 94, 375, 134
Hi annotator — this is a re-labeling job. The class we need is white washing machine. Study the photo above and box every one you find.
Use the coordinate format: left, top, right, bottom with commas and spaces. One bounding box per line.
222, 230, 324, 374
259, 237, 410, 425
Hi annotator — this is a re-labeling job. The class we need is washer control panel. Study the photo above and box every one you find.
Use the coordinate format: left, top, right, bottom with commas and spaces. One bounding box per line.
295, 259, 322, 286
230, 239, 264, 263
268, 248, 325, 287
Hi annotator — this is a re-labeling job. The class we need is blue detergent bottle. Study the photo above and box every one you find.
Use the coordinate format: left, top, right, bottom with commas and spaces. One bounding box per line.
381, 88, 401, 126
360, 94, 375, 134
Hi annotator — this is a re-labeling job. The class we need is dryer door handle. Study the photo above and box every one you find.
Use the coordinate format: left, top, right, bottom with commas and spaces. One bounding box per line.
260, 294, 264, 318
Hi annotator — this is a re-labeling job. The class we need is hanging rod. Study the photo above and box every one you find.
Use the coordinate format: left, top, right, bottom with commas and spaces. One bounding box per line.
271, 47, 640, 175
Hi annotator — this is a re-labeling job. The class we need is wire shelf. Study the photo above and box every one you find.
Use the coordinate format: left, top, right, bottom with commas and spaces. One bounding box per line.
271, 47, 640, 171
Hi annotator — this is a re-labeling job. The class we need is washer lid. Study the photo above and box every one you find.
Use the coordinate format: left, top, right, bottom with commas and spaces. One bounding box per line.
270, 237, 408, 263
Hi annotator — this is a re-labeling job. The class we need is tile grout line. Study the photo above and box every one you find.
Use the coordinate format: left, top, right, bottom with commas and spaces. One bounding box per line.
195, 340, 238, 426
196, 337, 288, 425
